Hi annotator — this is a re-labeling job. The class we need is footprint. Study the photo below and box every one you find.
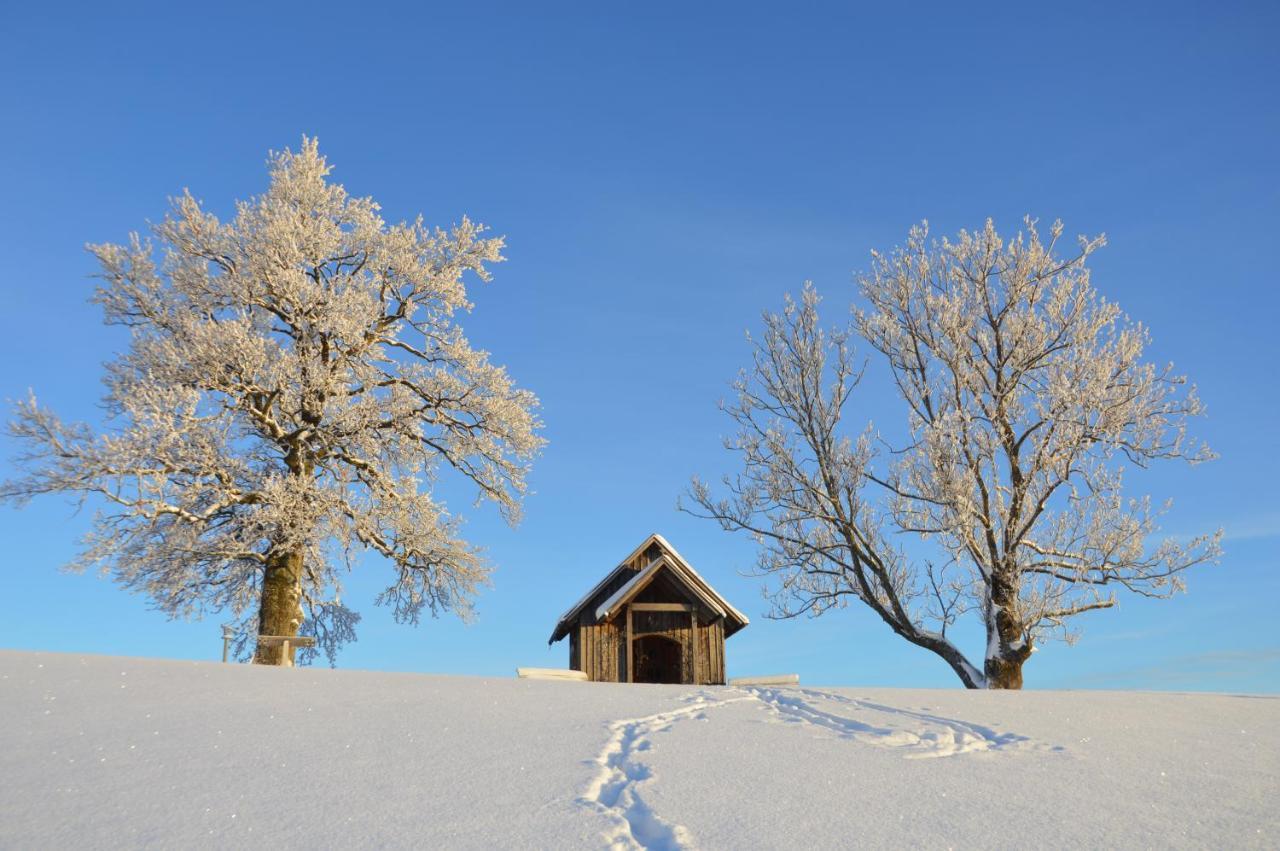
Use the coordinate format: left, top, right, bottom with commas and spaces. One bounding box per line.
745, 687, 1047, 759
580, 693, 753, 849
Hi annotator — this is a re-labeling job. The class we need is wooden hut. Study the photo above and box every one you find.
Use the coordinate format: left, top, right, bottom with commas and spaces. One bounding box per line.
548, 533, 748, 684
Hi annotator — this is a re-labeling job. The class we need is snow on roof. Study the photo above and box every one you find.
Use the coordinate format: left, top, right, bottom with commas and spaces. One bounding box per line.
648, 534, 749, 627
593, 556, 728, 623
548, 533, 749, 644
593, 559, 664, 623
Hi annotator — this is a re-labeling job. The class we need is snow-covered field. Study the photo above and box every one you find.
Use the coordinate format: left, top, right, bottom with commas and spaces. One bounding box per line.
1, 650, 1276, 849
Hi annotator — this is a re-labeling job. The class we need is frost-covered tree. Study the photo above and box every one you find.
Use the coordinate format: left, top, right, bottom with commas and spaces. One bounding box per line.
2, 139, 543, 665
686, 218, 1219, 688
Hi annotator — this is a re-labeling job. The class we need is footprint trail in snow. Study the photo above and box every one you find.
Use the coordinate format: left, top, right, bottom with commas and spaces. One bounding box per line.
747, 686, 1044, 758
579, 691, 752, 850
580, 686, 1052, 848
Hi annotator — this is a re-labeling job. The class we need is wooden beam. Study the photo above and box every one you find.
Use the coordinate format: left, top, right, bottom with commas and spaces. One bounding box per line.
690, 608, 699, 685
255, 635, 316, 647
626, 606, 634, 683
629, 602, 694, 612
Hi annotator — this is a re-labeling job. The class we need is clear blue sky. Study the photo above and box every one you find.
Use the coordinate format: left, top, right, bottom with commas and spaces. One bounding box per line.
2, 1, 1277, 691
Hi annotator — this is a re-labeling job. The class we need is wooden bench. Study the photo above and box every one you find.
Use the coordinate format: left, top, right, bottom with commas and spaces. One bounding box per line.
257, 635, 317, 649
221, 631, 317, 663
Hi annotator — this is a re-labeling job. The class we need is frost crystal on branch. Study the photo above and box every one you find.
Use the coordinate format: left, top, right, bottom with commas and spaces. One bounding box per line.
2, 138, 544, 665
685, 217, 1220, 688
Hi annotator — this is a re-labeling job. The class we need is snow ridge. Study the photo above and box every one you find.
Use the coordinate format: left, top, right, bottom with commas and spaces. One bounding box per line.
747, 687, 1039, 758
580, 692, 752, 850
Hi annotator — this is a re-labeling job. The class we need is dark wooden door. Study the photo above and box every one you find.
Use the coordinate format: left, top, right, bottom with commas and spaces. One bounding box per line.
632, 635, 683, 683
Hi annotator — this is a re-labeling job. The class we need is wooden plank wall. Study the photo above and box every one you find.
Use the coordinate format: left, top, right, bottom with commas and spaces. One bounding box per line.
577, 619, 625, 682
697, 618, 711, 685
578, 613, 728, 683
700, 617, 725, 684
576, 561, 640, 681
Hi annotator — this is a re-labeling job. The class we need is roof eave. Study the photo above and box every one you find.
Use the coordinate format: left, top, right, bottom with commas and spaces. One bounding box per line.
548, 532, 751, 643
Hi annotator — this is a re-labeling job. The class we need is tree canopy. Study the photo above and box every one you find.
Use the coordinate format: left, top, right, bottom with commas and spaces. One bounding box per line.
686, 218, 1219, 688
3, 139, 544, 664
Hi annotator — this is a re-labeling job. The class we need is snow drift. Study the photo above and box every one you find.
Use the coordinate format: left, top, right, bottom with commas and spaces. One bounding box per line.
1, 649, 1275, 848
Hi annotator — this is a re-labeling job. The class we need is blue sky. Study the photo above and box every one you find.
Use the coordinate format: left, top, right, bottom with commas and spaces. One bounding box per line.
1, 1, 1277, 691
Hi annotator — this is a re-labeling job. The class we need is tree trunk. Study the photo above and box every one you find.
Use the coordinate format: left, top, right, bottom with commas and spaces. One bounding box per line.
984, 651, 1026, 689
252, 547, 304, 666
984, 574, 1032, 689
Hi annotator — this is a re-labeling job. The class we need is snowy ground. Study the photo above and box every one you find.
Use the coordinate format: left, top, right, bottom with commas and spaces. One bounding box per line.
1, 650, 1276, 849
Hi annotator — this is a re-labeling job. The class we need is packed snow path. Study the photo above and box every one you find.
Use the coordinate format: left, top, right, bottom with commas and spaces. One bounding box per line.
2, 650, 1277, 849
577, 687, 1046, 849
580, 692, 754, 849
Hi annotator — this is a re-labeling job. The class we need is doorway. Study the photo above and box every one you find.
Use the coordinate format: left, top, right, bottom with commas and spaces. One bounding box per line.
632, 634, 683, 683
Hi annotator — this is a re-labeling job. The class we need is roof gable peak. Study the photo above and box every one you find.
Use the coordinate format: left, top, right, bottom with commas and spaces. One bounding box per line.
548, 533, 749, 645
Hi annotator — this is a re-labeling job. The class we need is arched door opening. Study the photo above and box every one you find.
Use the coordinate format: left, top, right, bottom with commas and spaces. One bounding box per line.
632, 634, 683, 683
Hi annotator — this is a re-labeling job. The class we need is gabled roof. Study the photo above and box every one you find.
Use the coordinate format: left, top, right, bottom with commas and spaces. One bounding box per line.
594, 555, 727, 623
548, 533, 749, 644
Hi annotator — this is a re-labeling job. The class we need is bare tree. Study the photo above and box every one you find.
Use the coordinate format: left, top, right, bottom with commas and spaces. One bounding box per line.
2, 139, 544, 665
686, 218, 1219, 688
